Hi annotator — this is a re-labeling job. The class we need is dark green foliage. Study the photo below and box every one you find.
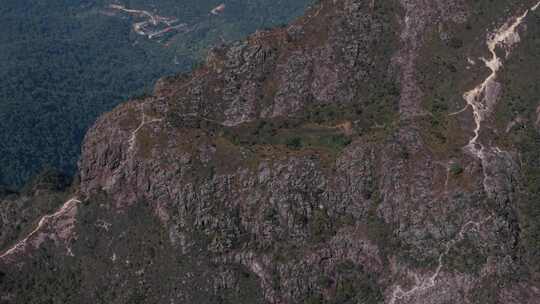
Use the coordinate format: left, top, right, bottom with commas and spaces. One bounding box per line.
317, 134, 352, 151
449, 163, 463, 176
0, 194, 266, 303
0, 0, 176, 188
300, 262, 383, 304
211, 73, 393, 154
222, 117, 352, 154
514, 127, 540, 273
0, 0, 314, 188
286, 137, 304, 150
0, 185, 16, 199
0, 250, 83, 304
365, 206, 398, 261
305, 294, 324, 304
448, 37, 463, 49
22, 166, 71, 193
310, 208, 334, 242
445, 238, 487, 274
331, 261, 383, 304
212, 267, 264, 304
301, 92, 398, 131
0, 174, 69, 251
399, 145, 409, 159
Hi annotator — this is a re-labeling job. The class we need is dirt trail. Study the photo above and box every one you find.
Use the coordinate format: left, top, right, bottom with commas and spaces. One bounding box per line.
463, 2, 538, 154
453, 1, 540, 191
127, 101, 163, 154
388, 3, 540, 302
0, 198, 81, 261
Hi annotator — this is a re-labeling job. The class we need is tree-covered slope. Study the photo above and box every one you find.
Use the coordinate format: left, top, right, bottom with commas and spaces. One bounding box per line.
0, 0, 313, 187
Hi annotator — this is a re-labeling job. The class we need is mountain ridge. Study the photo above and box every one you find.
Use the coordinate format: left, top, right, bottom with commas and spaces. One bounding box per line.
2, 0, 540, 303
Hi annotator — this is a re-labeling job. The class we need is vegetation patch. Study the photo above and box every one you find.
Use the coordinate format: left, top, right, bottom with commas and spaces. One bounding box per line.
309, 208, 335, 242
331, 261, 383, 304
493, 9, 540, 274
136, 127, 168, 159
444, 238, 487, 275
0, 0, 316, 188
449, 163, 463, 176
221, 118, 353, 163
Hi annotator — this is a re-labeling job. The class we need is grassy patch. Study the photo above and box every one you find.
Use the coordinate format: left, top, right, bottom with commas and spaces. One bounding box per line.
222, 118, 353, 158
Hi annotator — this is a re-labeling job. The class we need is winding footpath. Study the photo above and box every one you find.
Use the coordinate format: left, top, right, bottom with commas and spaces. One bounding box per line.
127, 102, 163, 154
389, 2, 540, 303
0, 198, 81, 261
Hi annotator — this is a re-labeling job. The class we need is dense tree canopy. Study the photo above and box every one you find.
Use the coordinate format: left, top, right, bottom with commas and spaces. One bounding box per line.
0, 0, 312, 187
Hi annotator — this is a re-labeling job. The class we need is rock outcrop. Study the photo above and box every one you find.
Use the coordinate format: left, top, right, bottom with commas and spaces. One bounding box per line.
2, 0, 540, 303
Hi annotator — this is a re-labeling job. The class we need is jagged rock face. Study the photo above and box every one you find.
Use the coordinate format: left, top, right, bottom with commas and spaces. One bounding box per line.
3, 0, 540, 303
156, 0, 398, 127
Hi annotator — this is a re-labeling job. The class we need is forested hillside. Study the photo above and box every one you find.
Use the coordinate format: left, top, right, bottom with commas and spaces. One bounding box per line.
0, 0, 312, 187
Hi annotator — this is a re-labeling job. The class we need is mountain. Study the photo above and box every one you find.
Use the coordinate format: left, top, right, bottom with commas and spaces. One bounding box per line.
2, 0, 540, 303
0, 0, 313, 188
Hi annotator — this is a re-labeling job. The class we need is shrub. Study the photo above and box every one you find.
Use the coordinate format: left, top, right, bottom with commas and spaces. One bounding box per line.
449, 163, 463, 175
286, 137, 303, 150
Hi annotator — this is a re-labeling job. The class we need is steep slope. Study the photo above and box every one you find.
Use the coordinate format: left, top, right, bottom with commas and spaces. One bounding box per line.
0, 0, 313, 188
2, 0, 540, 303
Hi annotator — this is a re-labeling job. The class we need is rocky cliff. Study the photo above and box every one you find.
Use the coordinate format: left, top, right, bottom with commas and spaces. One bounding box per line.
2, 0, 540, 303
